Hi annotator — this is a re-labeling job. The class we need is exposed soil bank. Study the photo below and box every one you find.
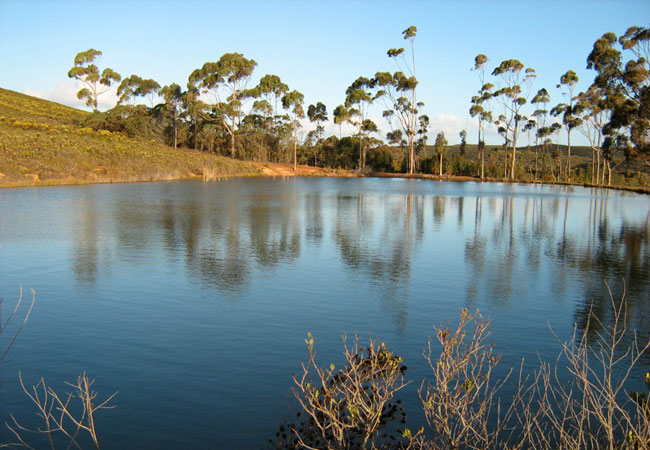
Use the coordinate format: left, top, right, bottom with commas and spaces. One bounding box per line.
0, 162, 355, 188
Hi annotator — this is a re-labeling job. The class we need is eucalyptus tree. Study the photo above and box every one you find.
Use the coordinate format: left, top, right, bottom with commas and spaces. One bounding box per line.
386, 129, 404, 147
137, 78, 161, 107
374, 71, 421, 172
576, 85, 610, 184
491, 59, 536, 180
255, 74, 289, 132
470, 54, 493, 179
415, 115, 430, 171
118, 75, 161, 107
546, 122, 563, 181
188, 52, 258, 158
528, 88, 552, 180
117, 75, 142, 105
345, 77, 376, 170
251, 99, 273, 118
307, 102, 328, 141
306, 102, 328, 166
282, 90, 305, 171
159, 83, 185, 148
417, 115, 430, 149
522, 118, 537, 178
333, 104, 349, 138
361, 119, 379, 170
587, 26, 650, 168
459, 129, 467, 157
380, 25, 419, 174
181, 87, 205, 150
433, 131, 447, 176
551, 70, 582, 181
246, 75, 289, 161
68, 49, 121, 111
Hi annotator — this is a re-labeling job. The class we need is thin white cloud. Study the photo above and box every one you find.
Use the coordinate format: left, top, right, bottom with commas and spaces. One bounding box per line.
23, 80, 119, 111
429, 114, 465, 143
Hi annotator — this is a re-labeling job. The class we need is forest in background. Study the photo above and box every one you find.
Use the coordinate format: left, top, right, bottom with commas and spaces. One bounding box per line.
1, 25, 648, 190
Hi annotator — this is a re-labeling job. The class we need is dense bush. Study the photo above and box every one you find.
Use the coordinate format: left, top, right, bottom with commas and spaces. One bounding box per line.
366, 147, 394, 173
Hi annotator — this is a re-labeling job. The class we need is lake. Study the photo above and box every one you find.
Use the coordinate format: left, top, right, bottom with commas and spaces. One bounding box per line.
1, 177, 649, 448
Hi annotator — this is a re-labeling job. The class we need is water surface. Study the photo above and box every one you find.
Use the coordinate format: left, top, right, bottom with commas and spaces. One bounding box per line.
1, 178, 648, 448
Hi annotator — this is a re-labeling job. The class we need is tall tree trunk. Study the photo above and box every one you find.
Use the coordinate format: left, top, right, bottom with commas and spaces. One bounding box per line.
409, 129, 415, 174
480, 141, 485, 180
567, 130, 572, 182
510, 130, 517, 181
409, 49, 417, 175
359, 134, 363, 172
534, 145, 539, 182
479, 138, 485, 180
591, 147, 595, 184
478, 124, 485, 180
173, 111, 178, 149
293, 128, 298, 171
439, 153, 443, 176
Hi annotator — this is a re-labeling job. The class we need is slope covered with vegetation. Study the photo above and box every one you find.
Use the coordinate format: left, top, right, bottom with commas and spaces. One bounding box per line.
0, 88, 261, 187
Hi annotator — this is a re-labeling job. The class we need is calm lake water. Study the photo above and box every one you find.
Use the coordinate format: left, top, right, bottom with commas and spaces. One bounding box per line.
1, 177, 649, 448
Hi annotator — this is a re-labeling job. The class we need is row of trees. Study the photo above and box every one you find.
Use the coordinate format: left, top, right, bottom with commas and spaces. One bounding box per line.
468, 26, 649, 185
67, 26, 649, 184
67, 26, 424, 173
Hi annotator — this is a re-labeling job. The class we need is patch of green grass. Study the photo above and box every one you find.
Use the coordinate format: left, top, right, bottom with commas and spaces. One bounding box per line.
0, 88, 260, 186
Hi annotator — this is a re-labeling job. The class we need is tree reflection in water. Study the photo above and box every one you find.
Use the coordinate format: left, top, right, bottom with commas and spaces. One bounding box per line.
69, 180, 649, 341
463, 187, 649, 349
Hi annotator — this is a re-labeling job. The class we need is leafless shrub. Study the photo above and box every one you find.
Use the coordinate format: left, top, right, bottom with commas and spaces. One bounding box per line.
512, 287, 650, 450
276, 334, 409, 450
3, 373, 117, 449
404, 289, 650, 450
416, 308, 511, 450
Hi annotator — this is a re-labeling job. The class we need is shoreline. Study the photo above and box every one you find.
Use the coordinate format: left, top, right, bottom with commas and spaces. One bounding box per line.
369, 171, 650, 195
0, 162, 355, 189
1, 164, 648, 195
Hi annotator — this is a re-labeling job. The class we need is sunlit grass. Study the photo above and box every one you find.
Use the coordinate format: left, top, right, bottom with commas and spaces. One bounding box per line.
0, 88, 260, 186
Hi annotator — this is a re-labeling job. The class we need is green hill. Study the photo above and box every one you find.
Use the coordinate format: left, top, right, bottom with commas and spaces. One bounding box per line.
0, 88, 260, 187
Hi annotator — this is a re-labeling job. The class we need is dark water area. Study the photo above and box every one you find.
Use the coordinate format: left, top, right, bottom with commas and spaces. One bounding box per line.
0, 178, 648, 448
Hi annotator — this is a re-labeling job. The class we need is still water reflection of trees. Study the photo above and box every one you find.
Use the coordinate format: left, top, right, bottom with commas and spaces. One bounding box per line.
463, 189, 649, 345
70, 181, 649, 340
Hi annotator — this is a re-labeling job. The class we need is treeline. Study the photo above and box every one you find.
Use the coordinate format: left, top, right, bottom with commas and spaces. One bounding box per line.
68, 25, 649, 186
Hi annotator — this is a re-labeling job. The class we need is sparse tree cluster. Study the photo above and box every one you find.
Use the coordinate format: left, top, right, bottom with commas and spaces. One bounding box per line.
66, 24, 649, 185
469, 25, 649, 186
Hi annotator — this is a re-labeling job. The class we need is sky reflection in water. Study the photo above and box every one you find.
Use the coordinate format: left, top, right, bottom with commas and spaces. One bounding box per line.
0, 178, 648, 448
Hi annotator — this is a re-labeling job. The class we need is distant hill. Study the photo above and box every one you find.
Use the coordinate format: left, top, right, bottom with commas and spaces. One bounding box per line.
0, 88, 260, 187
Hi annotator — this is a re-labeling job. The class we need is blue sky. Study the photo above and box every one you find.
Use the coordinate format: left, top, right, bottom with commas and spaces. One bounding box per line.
1, 0, 648, 145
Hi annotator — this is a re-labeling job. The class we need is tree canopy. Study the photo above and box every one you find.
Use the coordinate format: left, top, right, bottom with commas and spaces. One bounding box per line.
60, 24, 650, 188
68, 48, 121, 111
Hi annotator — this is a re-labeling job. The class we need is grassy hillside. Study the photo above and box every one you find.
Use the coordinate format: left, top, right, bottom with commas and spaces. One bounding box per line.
0, 88, 261, 187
